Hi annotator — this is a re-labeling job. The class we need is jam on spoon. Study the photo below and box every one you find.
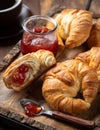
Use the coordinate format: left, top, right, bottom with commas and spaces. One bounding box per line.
24, 102, 42, 117
20, 98, 96, 129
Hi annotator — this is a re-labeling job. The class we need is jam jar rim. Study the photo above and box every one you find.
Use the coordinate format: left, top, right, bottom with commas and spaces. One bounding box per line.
22, 15, 58, 35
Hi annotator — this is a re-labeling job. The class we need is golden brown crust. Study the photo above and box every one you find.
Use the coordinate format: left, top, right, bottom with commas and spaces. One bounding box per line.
76, 47, 100, 69
55, 31, 65, 58
54, 9, 93, 48
76, 47, 100, 91
2, 50, 56, 91
42, 59, 99, 115
46, 17, 65, 58
87, 18, 100, 48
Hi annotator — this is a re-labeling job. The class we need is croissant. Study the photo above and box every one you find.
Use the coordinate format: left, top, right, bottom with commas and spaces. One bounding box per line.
46, 17, 65, 58
2, 50, 56, 91
76, 47, 100, 91
87, 18, 100, 48
42, 59, 99, 115
54, 9, 93, 48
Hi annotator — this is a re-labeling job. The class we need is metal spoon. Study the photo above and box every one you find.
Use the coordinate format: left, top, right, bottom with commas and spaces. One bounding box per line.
20, 98, 97, 129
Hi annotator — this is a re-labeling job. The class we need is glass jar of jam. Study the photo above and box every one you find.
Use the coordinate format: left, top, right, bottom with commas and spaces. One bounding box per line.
21, 15, 58, 55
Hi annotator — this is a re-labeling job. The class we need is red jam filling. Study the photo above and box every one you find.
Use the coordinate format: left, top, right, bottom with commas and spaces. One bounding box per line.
11, 64, 29, 84
21, 26, 58, 55
33, 26, 50, 33
24, 103, 42, 117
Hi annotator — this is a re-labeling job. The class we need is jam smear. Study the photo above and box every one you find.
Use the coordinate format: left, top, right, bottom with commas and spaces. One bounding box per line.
21, 27, 58, 55
12, 64, 29, 84
24, 103, 42, 117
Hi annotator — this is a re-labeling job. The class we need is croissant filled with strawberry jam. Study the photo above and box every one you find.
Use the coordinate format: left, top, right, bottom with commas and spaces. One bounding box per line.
2, 50, 56, 91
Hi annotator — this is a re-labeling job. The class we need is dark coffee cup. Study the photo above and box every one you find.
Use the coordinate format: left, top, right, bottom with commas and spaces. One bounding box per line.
0, 0, 16, 10
0, 0, 22, 26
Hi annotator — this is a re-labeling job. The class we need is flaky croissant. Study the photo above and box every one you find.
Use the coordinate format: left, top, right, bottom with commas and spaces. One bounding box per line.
76, 47, 100, 91
42, 59, 99, 115
54, 9, 92, 48
46, 17, 65, 58
87, 18, 100, 48
2, 50, 56, 91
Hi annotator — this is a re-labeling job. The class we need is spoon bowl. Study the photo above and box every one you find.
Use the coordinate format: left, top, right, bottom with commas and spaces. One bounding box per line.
20, 98, 45, 116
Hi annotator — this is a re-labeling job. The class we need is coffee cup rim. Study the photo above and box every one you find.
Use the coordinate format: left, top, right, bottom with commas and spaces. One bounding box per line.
0, 0, 22, 13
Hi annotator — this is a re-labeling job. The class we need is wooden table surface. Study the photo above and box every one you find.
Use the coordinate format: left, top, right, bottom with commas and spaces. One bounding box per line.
0, 0, 100, 130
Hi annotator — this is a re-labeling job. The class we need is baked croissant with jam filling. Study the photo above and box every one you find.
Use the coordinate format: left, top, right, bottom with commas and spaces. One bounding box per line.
54, 9, 92, 48
42, 59, 99, 115
2, 50, 56, 91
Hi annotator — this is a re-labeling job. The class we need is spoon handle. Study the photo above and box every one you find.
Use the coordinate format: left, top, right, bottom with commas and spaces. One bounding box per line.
52, 111, 95, 128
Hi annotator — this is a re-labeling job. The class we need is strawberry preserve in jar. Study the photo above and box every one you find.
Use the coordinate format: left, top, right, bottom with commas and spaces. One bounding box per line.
21, 15, 58, 55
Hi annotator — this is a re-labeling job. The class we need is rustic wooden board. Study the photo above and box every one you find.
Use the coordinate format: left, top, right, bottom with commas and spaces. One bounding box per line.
0, 5, 100, 130
0, 42, 100, 130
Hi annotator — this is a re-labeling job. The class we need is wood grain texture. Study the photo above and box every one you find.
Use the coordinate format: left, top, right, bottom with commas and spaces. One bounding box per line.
0, 59, 100, 130
0, 44, 100, 130
40, 0, 88, 15
23, 0, 41, 15
0, 42, 20, 72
